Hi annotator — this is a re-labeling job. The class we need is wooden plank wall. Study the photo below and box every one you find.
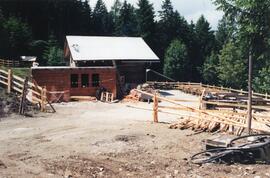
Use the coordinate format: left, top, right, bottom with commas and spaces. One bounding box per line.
32, 67, 117, 102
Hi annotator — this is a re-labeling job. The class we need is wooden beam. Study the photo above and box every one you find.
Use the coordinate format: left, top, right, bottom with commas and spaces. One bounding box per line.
0, 80, 8, 86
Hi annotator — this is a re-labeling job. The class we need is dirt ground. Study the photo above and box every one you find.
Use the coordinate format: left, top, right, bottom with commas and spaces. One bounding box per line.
0, 90, 269, 178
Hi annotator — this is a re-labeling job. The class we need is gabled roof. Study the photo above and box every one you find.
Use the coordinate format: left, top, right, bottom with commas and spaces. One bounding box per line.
65, 36, 159, 61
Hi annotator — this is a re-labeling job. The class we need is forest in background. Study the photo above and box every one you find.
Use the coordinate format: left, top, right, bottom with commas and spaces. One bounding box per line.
0, 0, 269, 93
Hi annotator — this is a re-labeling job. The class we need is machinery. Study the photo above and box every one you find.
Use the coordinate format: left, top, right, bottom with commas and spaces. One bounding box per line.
191, 134, 270, 164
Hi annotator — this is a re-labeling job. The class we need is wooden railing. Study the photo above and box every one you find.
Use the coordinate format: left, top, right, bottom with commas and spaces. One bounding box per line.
0, 59, 20, 67
134, 89, 270, 135
0, 69, 50, 112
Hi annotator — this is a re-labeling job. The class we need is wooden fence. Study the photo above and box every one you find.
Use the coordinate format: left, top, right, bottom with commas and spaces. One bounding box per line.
0, 59, 20, 67
147, 81, 270, 111
0, 68, 51, 112
135, 89, 270, 135
147, 81, 270, 99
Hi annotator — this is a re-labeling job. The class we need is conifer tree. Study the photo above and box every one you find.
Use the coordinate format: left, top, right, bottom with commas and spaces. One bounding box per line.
115, 0, 138, 36
194, 15, 215, 80
111, 0, 122, 24
136, 0, 155, 44
93, 0, 111, 35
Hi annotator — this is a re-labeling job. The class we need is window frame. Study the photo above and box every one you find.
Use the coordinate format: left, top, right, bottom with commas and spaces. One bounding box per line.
92, 73, 100, 87
70, 74, 79, 88
81, 74, 89, 88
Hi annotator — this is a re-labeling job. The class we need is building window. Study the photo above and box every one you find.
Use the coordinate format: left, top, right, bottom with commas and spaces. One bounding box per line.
92, 74, 100, 87
71, 74, 78, 88
81, 74, 89, 88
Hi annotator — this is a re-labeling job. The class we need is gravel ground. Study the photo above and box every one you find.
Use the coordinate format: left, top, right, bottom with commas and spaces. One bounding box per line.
0, 90, 269, 178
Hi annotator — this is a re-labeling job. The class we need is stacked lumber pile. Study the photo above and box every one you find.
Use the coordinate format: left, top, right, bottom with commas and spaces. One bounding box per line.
170, 116, 246, 136
124, 84, 157, 102
123, 89, 140, 102
169, 110, 270, 135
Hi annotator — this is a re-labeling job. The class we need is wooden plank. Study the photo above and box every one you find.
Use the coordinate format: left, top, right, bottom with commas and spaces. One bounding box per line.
0, 69, 8, 75
12, 75, 25, 83
0, 80, 8, 86
158, 105, 193, 112
13, 80, 24, 88
126, 105, 192, 117
28, 89, 41, 97
28, 81, 43, 91
70, 96, 97, 100
0, 75, 7, 80
12, 86, 23, 93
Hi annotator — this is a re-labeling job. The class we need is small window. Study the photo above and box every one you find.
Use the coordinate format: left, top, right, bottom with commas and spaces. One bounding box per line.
81, 74, 89, 88
71, 74, 78, 88
92, 74, 100, 87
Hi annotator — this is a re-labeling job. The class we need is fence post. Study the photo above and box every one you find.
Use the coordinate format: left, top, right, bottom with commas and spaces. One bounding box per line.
19, 77, 29, 115
199, 89, 206, 110
41, 87, 47, 112
7, 69, 12, 93
153, 93, 158, 123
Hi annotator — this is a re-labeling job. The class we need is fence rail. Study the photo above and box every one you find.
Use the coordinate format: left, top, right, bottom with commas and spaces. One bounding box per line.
0, 59, 20, 67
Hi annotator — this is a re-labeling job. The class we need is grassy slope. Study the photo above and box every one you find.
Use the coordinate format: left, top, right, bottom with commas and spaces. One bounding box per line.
0, 66, 31, 78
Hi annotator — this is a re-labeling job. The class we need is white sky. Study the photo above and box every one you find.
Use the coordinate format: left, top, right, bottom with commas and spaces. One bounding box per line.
90, 0, 223, 30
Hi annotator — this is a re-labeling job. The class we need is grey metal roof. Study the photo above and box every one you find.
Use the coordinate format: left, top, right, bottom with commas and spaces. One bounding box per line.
66, 36, 159, 61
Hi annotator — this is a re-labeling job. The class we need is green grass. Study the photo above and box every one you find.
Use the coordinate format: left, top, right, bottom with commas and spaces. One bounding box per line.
12, 68, 31, 78
0, 66, 31, 78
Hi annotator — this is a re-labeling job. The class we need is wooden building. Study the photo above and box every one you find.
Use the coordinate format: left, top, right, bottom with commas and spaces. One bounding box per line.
32, 36, 159, 102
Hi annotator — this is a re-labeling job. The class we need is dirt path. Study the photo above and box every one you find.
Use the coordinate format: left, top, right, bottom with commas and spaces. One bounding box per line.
0, 91, 269, 177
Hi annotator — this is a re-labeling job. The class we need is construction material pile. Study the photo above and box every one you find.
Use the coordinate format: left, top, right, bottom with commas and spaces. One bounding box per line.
170, 116, 246, 136
124, 84, 157, 102
170, 110, 270, 135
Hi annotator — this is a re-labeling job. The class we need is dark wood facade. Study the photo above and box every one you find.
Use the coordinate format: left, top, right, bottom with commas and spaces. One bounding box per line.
116, 61, 146, 84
